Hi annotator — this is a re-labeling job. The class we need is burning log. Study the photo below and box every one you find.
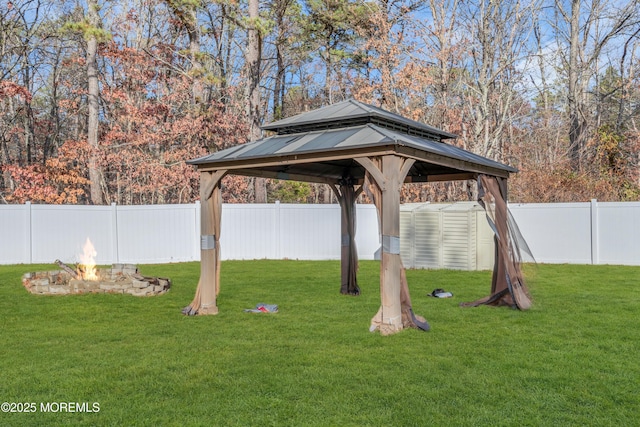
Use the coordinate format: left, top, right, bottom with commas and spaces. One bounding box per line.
55, 259, 79, 279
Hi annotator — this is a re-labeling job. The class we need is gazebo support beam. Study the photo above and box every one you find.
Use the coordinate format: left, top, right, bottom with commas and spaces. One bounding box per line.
379, 156, 404, 332
357, 155, 426, 335
182, 169, 227, 316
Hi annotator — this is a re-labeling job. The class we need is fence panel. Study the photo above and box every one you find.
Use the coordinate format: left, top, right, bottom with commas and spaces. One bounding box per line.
220, 203, 380, 260
509, 203, 593, 264
116, 204, 199, 264
221, 204, 278, 260
0, 203, 30, 264
353, 205, 380, 260
278, 204, 340, 260
29, 204, 115, 265
596, 202, 640, 266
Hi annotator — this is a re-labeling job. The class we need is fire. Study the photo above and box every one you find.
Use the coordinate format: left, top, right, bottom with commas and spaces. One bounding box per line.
78, 238, 98, 281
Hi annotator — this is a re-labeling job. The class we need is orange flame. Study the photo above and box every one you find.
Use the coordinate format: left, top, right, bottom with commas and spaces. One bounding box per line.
78, 238, 98, 281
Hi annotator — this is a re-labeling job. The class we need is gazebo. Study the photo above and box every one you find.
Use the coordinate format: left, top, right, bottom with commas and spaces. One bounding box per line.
183, 100, 531, 335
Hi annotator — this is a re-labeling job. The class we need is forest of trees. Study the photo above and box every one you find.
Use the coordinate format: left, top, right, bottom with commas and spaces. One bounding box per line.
1, 0, 639, 205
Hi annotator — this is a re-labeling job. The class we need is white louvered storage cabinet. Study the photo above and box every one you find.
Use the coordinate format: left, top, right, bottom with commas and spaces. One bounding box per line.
400, 202, 495, 271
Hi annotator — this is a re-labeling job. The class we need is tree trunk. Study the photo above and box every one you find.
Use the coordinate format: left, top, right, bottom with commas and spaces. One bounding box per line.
273, 36, 285, 120
377, 0, 395, 112
188, 10, 204, 104
323, 184, 332, 203
43, 50, 62, 163
87, 0, 103, 204
246, 0, 266, 203
324, 44, 332, 105
21, 58, 35, 165
567, 0, 585, 170
272, 0, 290, 120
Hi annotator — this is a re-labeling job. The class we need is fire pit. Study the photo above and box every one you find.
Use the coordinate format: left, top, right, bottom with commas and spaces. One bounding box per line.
21, 238, 170, 296
22, 263, 171, 296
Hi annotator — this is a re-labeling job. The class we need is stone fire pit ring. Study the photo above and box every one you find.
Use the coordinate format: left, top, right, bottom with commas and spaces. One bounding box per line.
22, 264, 170, 296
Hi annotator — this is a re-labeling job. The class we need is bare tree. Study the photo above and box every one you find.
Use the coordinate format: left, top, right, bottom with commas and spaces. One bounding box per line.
414, 0, 466, 133
264, 0, 304, 120
460, 0, 540, 162
554, 0, 640, 170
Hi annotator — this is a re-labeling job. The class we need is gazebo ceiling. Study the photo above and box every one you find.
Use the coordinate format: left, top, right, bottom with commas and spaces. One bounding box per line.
188, 100, 517, 183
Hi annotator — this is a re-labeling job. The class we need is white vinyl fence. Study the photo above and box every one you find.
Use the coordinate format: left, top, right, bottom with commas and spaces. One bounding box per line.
1, 200, 639, 266
0, 202, 379, 265
509, 200, 640, 266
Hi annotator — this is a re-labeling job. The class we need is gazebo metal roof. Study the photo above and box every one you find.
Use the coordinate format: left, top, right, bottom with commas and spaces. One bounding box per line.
188, 99, 516, 183
261, 99, 457, 140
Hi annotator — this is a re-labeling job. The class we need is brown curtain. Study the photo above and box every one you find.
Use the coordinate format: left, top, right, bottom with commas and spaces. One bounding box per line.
331, 177, 361, 295
462, 175, 533, 310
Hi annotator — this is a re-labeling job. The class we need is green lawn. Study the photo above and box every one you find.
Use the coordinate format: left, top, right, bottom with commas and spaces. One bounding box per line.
1, 261, 639, 426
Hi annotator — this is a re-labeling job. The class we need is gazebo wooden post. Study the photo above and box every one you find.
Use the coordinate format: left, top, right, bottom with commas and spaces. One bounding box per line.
183, 169, 226, 316
379, 155, 403, 332
357, 155, 416, 334
199, 171, 219, 314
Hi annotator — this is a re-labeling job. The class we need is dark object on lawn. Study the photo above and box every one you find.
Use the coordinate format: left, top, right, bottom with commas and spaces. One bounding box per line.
408, 308, 430, 331
429, 289, 453, 298
244, 303, 279, 313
